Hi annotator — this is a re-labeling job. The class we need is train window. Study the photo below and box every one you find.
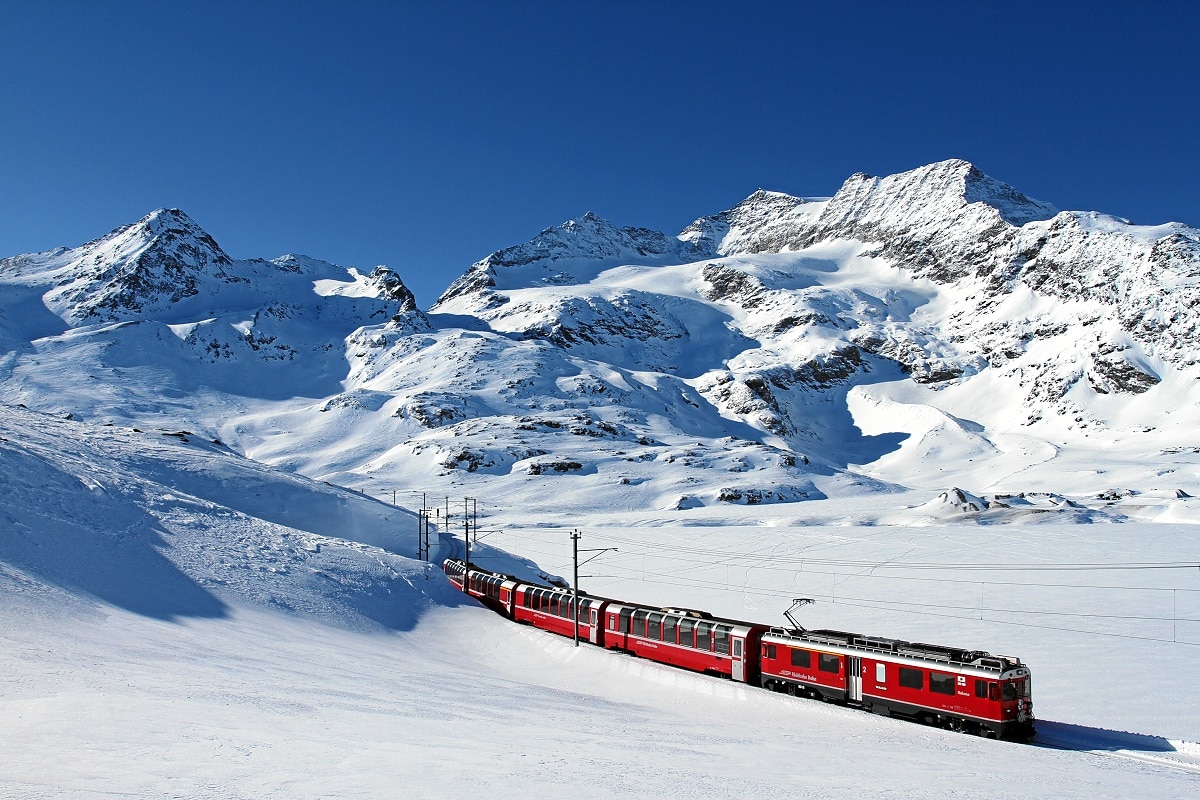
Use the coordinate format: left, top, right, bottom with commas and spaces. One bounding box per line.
714, 627, 731, 655
819, 654, 840, 674
678, 618, 695, 648
647, 613, 662, 640
619, 609, 632, 633
765, 644, 777, 660
790, 649, 811, 668
632, 610, 647, 637
695, 622, 713, 651
876, 663, 886, 683
733, 639, 742, 658
608, 616, 617, 631
663, 617, 677, 644
930, 673, 956, 695
899, 667, 924, 690
975, 679, 988, 699
1002, 680, 1028, 701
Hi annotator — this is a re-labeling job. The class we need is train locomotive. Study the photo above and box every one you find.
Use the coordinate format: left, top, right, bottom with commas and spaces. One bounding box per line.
442, 558, 1034, 741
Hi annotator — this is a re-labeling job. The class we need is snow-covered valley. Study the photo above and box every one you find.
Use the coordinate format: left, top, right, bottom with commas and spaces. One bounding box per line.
3, 160, 1200, 796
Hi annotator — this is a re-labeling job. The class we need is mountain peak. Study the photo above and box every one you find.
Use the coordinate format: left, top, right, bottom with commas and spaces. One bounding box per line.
40, 208, 234, 321
839, 160, 1057, 227
678, 189, 821, 256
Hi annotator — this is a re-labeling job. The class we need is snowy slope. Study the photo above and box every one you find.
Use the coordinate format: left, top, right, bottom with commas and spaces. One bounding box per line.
2, 408, 1199, 798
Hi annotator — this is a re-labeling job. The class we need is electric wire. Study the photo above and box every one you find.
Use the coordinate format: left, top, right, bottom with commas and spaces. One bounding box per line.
459, 528, 1200, 643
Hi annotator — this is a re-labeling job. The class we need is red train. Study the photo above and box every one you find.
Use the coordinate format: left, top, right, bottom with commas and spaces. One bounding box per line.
443, 558, 1035, 741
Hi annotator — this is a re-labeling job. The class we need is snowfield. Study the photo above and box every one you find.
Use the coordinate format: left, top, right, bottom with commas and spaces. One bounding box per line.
2, 409, 1199, 798
4, 160, 1200, 796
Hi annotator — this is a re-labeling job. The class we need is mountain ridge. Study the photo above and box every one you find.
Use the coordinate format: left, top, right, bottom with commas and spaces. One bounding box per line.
3, 159, 1199, 514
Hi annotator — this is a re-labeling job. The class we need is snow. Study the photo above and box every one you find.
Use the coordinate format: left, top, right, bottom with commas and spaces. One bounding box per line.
3, 407, 1200, 797
5, 161, 1200, 796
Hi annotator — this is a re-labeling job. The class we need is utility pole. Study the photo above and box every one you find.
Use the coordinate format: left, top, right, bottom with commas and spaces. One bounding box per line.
570, 530, 617, 647
425, 508, 434, 565
463, 497, 477, 563
572, 530, 581, 647
416, 491, 426, 561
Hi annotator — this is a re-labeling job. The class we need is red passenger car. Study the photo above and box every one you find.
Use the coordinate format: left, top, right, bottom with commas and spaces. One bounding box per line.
443, 559, 520, 616
512, 583, 608, 645
600, 603, 767, 683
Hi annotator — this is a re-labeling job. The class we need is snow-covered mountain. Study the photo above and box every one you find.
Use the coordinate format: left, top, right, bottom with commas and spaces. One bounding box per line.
2, 160, 1199, 517
5, 163, 1200, 796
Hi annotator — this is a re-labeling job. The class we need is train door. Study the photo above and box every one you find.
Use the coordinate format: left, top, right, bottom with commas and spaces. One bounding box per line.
848, 656, 863, 703
589, 607, 600, 644
731, 637, 745, 681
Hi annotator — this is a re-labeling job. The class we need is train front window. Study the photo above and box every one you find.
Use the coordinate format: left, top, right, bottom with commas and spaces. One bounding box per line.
1002, 679, 1030, 700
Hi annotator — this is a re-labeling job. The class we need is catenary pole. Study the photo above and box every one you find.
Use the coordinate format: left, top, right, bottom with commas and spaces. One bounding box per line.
572, 530, 581, 647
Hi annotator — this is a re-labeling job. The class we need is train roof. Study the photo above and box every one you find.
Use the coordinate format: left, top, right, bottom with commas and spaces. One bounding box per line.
763, 627, 1025, 673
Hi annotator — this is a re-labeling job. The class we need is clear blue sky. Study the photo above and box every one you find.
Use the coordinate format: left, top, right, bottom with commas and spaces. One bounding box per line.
3, 0, 1197, 306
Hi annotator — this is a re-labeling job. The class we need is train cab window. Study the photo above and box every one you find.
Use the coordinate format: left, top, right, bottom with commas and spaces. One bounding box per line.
678, 619, 695, 648
714, 626, 731, 655
1003, 680, 1029, 701
647, 613, 662, 640
930, 673, 956, 695
876, 663, 886, 683
899, 667, 923, 690
695, 622, 713, 651
975, 679, 988, 699
790, 649, 811, 668
663, 617, 678, 644
818, 654, 840, 674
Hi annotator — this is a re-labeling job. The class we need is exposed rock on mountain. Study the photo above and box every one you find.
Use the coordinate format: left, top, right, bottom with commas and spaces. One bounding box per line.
3, 160, 1199, 511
